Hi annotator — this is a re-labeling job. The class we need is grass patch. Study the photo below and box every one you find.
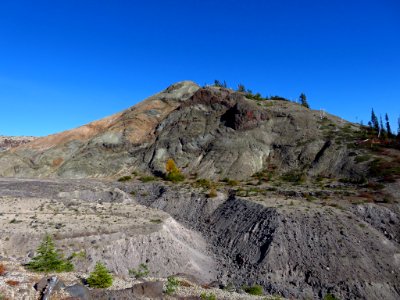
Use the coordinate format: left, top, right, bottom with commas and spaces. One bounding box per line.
243, 284, 264, 296
129, 263, 149, 279
280, 171, 306, 184
222, 177, 239, 186
195, 179, 213, 189
354, 154, 371, 163
118, 176, 132, 182
149, 219, 162, 224
139, 176, 157, 182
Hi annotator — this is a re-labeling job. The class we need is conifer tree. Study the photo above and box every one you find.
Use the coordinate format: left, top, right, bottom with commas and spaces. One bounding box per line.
380, 115, 386, 138
237, 84, 246, 92
26, 234, 73, 272
87, 262, 113, 288
385, 113, 392, 138
398, 117, 400, 138
370, 109, 379, 133
299, 93, 310, 109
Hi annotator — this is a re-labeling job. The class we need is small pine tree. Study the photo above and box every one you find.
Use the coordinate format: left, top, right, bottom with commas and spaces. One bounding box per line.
26, 234, 73, 273
371, 109, 379, 133
299, 93, 310, 109
385, 113, 392, 138
237, 84, 246, 92
379, 115, 386, 138
87, 262, 113, 288
213, 80, 227, 88
398, 116, 400, 138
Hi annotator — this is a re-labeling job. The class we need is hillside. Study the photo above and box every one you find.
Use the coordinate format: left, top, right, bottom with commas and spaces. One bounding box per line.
0, 81, 399, 300
0, 81, 370, 181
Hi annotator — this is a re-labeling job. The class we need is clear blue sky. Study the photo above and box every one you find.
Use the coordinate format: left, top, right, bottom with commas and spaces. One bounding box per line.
0, 0, 399, 136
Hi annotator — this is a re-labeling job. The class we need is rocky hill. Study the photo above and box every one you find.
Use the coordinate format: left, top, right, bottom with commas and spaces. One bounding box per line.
0, 81, 399, 300
0, 81, 367, 181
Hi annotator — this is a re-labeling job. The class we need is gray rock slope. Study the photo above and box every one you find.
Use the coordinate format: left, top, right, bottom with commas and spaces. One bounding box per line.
0, 81, 365, 181
131, 182, 400, 300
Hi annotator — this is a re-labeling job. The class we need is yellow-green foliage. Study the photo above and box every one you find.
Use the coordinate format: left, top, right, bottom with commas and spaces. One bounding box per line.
165, 159, 185, 182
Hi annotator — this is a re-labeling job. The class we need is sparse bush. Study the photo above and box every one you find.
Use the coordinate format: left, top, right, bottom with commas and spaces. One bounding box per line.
26, 234, 73, 273
195, 179, 213, 189
165, 276, 179, 295
222, 178, 239, 186
150, 218, 163, 224
129, 263, 149, 279
165, 172, 185, 182
243, 284, 263, 296
165, 159, 185, 182
354, 155, 371, 163
0, 264, 6, 276
280, 171, 306, 184
208, 187, 218, 198
139, 176, 156, 182
5, 280, 19, 287
200, 292, 217, 300
323, 293, 339, 300
70, 250, 86, 260
118, 176, 132, 182
87, 262, 113, 288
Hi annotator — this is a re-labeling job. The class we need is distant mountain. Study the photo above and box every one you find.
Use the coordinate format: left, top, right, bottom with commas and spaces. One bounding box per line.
0, 81, 368, 181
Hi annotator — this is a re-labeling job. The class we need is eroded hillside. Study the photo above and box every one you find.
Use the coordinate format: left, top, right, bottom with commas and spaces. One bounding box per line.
0, 81, 368, 182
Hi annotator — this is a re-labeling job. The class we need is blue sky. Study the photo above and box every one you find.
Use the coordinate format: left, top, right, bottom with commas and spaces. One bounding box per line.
0, 0, 399, 136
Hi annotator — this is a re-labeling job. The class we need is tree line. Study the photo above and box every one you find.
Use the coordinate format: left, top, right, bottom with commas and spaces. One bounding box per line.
367, 109, 400, 140
212, 80, 310, 108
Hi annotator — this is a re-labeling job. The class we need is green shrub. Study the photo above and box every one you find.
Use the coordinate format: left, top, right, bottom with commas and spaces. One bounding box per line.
165, 172, 185, 182
222, 178, 239, 186
324, 293, 339, 300
195, 179, 213, 189
139, 176, 156, 182
129, 263, 149, 279
201, 292, 217, 300
70, 250, 86, 260
26, 234, 73, 273
87, 262, 113, 288
165, 276, 179, 295
354, 155, 371, 163
165, 159, 185, 182
243, 284, 263, 296
280, 171, 306, 184
118, 176, 132, 182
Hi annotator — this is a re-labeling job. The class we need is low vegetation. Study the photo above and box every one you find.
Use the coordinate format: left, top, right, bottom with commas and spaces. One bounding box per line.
139, 176, 157, 182
165, 159, 185, 182
87, 262, 113, 288
165, 276, 179, 295
0, 264, 5, 276
200, 292, 217, 300
26, 234, 73, 273
118, 175, 132, 182
129, 263, 149, 279
243, 284, 264, 296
